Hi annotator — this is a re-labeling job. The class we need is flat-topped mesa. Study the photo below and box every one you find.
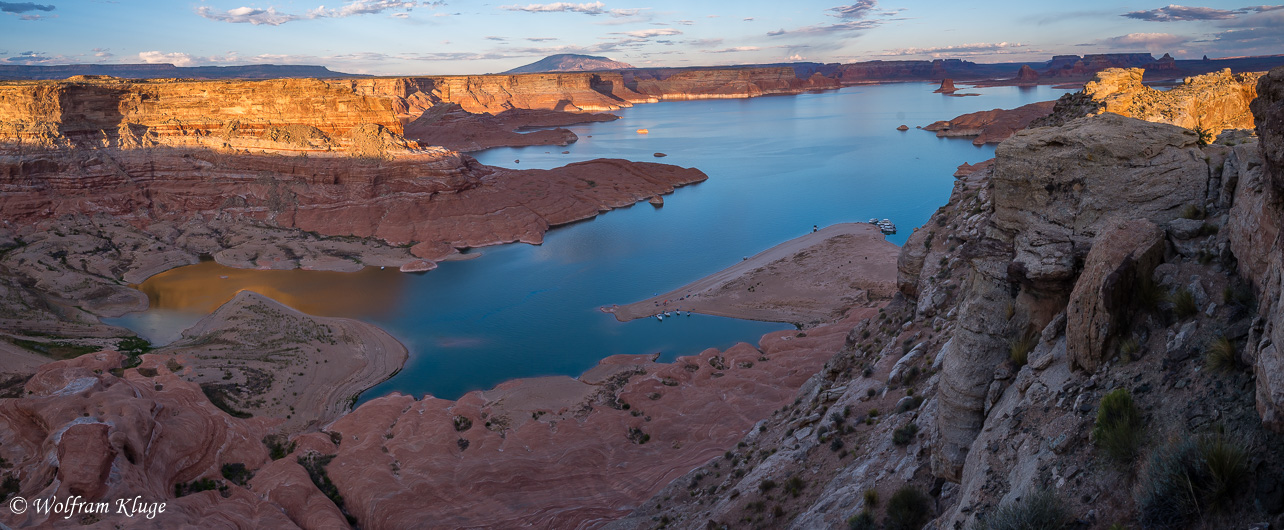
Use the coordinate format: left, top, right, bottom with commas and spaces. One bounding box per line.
1036, 67, 1263, 137
339, 66, 837, 118
0, 76, 419, 156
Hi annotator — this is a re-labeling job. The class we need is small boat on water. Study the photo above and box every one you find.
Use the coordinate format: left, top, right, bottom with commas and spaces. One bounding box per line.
871, 217, 897, 234
656, 314, 664, 321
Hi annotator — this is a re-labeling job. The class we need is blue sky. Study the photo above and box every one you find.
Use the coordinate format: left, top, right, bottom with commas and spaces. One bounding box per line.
1, 1, 1281, 75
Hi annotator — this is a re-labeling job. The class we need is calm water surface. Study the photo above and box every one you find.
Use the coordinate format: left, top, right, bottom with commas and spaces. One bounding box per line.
108, 83, 1073, 401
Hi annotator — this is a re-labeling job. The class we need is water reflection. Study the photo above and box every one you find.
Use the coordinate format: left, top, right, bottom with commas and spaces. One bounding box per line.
134, 261, 406, 319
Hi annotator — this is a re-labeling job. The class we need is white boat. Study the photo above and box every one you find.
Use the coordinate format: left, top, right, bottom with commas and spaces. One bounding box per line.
656, 314, 664, 321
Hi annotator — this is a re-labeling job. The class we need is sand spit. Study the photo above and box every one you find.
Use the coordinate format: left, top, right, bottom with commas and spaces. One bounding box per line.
605, 223, 898, 326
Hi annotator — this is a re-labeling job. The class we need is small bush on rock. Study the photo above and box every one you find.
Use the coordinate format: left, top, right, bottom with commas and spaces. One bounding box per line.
1094, 388, 1144, 463
885, 486, 931, 530
972, 489, 1070, 530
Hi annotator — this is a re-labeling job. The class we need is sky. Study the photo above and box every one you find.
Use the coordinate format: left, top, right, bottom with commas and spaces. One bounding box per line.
1, 1, 1282, 75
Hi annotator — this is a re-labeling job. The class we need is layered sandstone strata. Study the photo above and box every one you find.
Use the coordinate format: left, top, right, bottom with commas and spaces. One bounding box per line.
923, 100, 1057, 145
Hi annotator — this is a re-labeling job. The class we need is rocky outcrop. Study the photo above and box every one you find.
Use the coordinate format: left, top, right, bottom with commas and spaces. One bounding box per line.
158, 291, 408, 434
1016, 64, 1039, 84
1035, 67, 1262, 138
923, 100, 1056, 145
934, 78, 958, 94
995, 113, 1206, 287
1064, 219, 1165, 372
0, 351, 298, 528
1232, 67, 1284, 430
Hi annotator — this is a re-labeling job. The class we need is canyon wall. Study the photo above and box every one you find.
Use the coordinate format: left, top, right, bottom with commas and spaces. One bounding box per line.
0, 77, 405, 153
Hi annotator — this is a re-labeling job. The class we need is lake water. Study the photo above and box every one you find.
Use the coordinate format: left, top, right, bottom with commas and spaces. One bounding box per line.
108, 82, 1074, 401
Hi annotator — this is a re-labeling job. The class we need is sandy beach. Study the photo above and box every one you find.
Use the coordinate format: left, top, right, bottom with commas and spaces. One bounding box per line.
604, 223, 899, 327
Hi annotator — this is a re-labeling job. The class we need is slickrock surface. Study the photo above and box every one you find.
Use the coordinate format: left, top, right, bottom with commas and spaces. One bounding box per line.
157, 291, 408, 434
1035, 67, 1262, 137
0, 351, 297, 529
323, 308, 875, 529
607, 223, 898, 326
923, 100, 1057, 145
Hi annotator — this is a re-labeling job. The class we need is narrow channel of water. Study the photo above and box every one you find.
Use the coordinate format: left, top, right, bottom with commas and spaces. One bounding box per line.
107, 83, 1074, 401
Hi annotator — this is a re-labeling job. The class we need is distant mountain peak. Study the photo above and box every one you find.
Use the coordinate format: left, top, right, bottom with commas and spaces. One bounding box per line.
504, 54, 634, 74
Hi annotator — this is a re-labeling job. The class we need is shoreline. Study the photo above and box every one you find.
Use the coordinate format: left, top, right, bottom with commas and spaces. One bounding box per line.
604, 222, 899, 327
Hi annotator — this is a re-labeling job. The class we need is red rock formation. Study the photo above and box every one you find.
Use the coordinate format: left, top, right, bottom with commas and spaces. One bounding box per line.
0, 351, 296, 528
1016, 65, 1039, 84
322, 310, 874, 528
923, 101, 1057, 145
403, 104, 617, 152
0, 146, 705, 265
934, 79, 958, 94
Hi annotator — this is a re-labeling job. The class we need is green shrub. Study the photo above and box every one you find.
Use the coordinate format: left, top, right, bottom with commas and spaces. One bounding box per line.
973, 489, 1070, 530
1093, 388, 1144, 463
1138, 434, 1249, 528
784, 476, 806, 498
1170, 289, 1198, 319
848, 511, 877, 530
1181, 203, 1205, 220
1205, 336, 1239, 372
299, 453, 357, 525
1009, 332, 1037, 367
759, 479, 777, 492
863, 488, 878, 507
1119, 337, 1140, 363
1135, 275, 1165, 312
220, 463, 252, 486
263, 435, 296, 461
885, 486, 932, 530
893, 423, 919, 446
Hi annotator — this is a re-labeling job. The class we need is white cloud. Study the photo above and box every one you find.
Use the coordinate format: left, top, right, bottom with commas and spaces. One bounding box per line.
710, 46, 760, 53
1088, 32, 1190, 50
309, 0, 417, 18
502, 1, 606, 14
198, 1, 426, 25
612, 28, 679, 38
883, 41, 1028, 56
138, 50, 197, 66
196, 6, 301, 25
499, 1, 644, 18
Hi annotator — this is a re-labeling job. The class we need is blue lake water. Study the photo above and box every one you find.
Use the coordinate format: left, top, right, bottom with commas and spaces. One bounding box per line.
108, 82, 1074, 401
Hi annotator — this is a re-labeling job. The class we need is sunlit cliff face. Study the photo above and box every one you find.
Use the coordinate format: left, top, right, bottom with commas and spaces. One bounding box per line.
135, 260, 407, 318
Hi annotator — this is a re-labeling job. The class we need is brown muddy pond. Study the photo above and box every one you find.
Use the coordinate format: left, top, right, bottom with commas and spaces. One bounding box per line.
136, 260, 406, 317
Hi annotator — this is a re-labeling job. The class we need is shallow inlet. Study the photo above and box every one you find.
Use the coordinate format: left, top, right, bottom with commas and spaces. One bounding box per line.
108, 83, 1075, 401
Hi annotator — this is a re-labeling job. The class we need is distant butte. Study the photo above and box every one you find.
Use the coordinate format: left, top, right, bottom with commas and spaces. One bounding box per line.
504, 54, 635, 74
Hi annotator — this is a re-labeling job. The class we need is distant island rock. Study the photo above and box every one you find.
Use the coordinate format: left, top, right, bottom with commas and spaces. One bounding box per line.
505, 54, 635, 74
